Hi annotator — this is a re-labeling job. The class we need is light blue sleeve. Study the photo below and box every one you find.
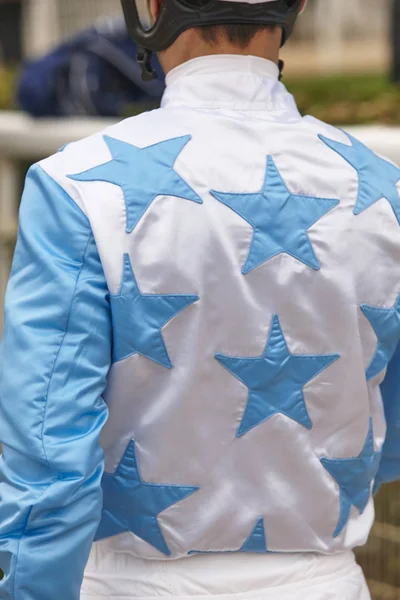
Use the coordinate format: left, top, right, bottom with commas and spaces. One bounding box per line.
0, 164, 112, 599
375, 342, 400, 491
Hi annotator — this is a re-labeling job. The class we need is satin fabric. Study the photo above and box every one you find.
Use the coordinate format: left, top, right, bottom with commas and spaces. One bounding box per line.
0, 166, 112, 599
42, 54, 398, 558
1, 55, 400, 599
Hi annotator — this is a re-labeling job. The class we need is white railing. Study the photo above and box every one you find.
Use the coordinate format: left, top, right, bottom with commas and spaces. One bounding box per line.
1, 110, 400, 334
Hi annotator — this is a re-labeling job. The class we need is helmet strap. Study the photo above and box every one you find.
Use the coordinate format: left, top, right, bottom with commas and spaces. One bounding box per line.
137, 46, 157, 81
278, 59, 285, 81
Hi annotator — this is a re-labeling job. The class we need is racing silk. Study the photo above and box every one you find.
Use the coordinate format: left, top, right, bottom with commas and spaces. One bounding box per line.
1, 55, 400, 599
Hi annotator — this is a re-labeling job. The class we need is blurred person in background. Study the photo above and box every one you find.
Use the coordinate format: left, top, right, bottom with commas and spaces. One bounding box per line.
17, 17, 165, 117
1, 1, 400, 599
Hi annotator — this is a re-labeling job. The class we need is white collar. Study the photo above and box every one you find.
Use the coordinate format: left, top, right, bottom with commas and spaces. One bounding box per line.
166, 54, 280, 86
161, 54, 299, 118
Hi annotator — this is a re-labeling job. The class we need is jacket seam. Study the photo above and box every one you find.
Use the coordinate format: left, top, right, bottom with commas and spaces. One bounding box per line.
12, 477, 59, 598
37, 163, 90, 221
11, 508, 32, 599
163, 103, 302, 114
39, 232, 93, 467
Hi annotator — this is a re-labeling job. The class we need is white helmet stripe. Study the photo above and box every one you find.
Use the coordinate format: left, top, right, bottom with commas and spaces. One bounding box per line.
218, 0, 307, 13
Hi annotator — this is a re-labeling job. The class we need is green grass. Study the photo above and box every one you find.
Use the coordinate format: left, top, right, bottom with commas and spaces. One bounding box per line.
285, 73, 400, 125
0, 66, 17, 111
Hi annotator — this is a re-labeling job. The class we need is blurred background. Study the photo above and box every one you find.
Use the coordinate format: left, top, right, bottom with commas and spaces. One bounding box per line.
0, 2, 399, 598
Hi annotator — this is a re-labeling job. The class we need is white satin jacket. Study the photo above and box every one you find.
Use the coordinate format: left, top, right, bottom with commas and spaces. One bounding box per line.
1, 55, 400, 600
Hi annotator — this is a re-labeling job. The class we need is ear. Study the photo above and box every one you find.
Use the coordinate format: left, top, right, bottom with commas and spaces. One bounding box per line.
150, 0, 162, 21
299, 0, 308, 14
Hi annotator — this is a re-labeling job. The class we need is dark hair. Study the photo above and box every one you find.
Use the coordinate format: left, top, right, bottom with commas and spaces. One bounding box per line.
198, 24, 271, 47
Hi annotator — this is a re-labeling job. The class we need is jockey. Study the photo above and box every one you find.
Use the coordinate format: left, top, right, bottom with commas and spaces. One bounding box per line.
1, 1, 399, 599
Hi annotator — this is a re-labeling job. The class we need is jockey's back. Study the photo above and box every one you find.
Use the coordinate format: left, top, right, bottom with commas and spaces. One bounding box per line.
1, 54, 399, 600
42, 56, 400, 558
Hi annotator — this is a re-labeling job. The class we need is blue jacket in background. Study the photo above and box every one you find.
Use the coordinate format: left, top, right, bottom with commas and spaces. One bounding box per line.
17, 18, 165, 117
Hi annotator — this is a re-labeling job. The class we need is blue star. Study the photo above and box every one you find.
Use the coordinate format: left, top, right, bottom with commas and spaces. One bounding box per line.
240, 517, 268, 553
188, 517, 268, 555
319, 133, 400, 223
215, 315, 339, 437
361, 293, 400, 380
68, 135, 202, 233
111, 254, 198, 367
321, 419, 382, 538
211, 156, 338, 274
95, 440, 199, 555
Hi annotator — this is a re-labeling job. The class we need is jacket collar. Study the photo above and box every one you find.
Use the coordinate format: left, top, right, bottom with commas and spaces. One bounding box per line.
161, 54, 300, 118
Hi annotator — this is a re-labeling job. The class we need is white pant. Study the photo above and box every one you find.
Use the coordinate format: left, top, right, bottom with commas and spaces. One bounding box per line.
81, 540, 371, 600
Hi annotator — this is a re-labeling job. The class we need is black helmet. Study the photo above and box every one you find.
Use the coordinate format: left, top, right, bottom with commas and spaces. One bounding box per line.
121, 0, 305, 78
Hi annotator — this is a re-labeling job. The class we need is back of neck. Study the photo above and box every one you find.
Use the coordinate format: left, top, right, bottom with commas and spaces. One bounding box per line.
158, 28, 281, 75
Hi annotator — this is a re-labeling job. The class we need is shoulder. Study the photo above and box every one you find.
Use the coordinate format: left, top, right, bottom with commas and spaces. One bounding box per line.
285, 115, 400, 192
38, 108, 174, 214
300, 115, 399, 168
283, 115, 356, 168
